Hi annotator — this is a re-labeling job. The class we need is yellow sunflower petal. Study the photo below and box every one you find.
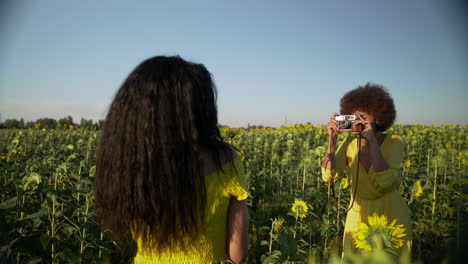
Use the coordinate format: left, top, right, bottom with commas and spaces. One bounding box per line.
368, 213, 378, 227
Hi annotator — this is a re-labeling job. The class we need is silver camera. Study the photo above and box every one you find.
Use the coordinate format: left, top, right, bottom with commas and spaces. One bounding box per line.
335, 114, 358, 132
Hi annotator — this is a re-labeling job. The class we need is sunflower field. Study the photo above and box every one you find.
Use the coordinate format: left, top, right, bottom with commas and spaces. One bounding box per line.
0, 124, 467, 263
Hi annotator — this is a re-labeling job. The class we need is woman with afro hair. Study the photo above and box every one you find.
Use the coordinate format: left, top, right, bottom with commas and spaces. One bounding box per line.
94, 56, 249, 263
321, 83, 412, 259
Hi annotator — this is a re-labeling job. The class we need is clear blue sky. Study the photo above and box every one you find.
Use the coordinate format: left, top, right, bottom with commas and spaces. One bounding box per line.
1, 0, 466, 127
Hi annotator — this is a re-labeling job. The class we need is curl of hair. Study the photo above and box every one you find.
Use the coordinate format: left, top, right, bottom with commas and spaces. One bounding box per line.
94, 56, 235, 254
340, 83, 396, 131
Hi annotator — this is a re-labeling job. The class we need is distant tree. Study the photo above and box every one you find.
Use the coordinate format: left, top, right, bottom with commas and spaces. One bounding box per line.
96, 120, 105, 130
25, 121, 34, 129
247, 124, 264, 129
4, 119, 22, 129
57, 116, 74, 129
80, 118, 95, 130
36, 118, 57, 129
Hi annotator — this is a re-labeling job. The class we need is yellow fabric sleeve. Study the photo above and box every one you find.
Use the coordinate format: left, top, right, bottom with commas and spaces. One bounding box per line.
321, 135, 353, 182
368, 136, 405, 194
225, 157, 249, 200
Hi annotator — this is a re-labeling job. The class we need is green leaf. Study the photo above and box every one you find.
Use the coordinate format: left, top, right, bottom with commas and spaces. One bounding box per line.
280, 237, 298, 259
24, 257, 42, 264
89, 165, 96, 177
0, 197, 18, 210
59, 248, 81, 264
261, 250, 281, 264
24, 208, 48, 219
0, 238, 18, 254
40, 233, 51, 250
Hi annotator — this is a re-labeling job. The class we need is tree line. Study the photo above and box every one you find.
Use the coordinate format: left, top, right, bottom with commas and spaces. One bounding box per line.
0, 115, 104, 130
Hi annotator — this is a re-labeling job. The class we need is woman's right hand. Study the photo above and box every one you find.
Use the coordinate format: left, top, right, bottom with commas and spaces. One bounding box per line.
326, 112, 339, 139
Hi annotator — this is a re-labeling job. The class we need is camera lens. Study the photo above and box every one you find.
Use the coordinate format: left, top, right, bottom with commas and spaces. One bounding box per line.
338, 120, 352, 130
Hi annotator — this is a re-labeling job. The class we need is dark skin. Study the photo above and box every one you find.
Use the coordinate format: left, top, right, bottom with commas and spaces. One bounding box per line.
322, 110, 389, 173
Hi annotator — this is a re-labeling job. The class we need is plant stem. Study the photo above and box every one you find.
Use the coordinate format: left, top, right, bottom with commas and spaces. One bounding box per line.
269, 220, 274, 253
431, 161, 438, 224
336, 186, 341, 233
302, 164, 306, 194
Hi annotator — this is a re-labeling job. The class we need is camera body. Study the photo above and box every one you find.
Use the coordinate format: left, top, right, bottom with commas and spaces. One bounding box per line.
335, 114, 361, 132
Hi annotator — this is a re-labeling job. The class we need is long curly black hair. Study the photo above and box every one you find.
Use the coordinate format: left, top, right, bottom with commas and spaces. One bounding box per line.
94, 56, 235, 254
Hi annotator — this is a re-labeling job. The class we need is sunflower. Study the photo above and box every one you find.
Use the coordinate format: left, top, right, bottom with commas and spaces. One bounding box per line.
290, 199, 309, 219
405, 160, 411, 168
341, 177, 349, 189
413, 180, 423, 197
221, 127, 239, 139
272, 218, 286, 232
352, 213, 406, 252
239, 151, 246, 161
22, 173, 42, 191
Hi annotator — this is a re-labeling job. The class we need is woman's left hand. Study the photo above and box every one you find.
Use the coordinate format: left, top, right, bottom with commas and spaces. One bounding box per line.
353, 113, 377, 143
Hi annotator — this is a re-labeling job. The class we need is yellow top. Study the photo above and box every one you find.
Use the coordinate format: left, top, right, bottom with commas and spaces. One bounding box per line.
322, 134, 412, 257
133, 156, 249, 264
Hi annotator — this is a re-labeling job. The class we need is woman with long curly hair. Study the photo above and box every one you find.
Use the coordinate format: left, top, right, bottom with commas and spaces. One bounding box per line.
321, 83, 412, 259
94, 56, 249, 263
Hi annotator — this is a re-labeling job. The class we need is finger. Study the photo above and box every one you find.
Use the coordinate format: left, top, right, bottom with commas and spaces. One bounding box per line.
352, 121, 368, 132
353, 120, 370, 126
331, 122, 339, 130
357, 113, 367, 120
327, 120, 339, 128
353, 120, 364, 127
328, 125, 338, 134
331, 125, 340, 134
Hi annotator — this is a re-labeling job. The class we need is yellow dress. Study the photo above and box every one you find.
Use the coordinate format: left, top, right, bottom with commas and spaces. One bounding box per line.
134, 156, 249, 264
322, 134, 412, 258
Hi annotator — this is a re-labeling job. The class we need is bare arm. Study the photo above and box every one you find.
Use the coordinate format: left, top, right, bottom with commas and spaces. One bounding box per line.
322, 136, 337, 170
321, 113, 339, 170
321, 113, 352, 182
227, 197, 249, 264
